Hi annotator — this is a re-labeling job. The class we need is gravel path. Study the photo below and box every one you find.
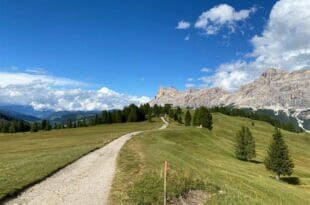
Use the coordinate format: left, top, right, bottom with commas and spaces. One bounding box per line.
5, 131, 142, 205
159, 116, 169, 130
5, 118, 168, 205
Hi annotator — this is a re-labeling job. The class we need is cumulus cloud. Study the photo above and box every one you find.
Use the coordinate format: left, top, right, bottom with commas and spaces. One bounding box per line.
200, 0, 310, 91
176, 20, 191, 29
184, 35, 190, 41
0, 72, 150, 111
195, 4, 256, 35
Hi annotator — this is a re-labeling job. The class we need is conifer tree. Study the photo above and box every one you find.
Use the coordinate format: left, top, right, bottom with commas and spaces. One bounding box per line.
235, 126, 256, 161
101, 111, 109, 124
177, 115, 183, 124
265, 128, 294, 180
148, 111, 152, 122
44, 120, 51, 131
153, 104, 160, 117
127, 105, 139, 122
67, 119, 73, 128
193, 109, 199, 126
185, 110, 191, 126
8, 122, 16, 133
31, 122, 39, 132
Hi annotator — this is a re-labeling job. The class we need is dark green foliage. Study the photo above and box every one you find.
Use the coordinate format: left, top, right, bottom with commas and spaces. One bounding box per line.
101, 110, 109, 124
264, 129, 294, 180
177, 115, 183, 124
148, 111, 152, 122
8, 123, 16, 133
31, 122, 39, 132
0, 120, 31, 133
168, 109, 174, 119
126, 104, 145, 122
153, 104, 160, 117
235, 126, 256, 161
184, 110, 191, 126
43, 120, 51, 131
66, 119, 72, 128
127, 106, 139, 122
164, 104, 172, 115
193, 107, 213, 130
112, 110, 123, 123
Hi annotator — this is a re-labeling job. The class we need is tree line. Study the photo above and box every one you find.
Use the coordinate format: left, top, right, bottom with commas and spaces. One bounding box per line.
30, 104, 151, 132
159, 104, 213, 130
209, 106, 302, 133
0, 120, 31, 133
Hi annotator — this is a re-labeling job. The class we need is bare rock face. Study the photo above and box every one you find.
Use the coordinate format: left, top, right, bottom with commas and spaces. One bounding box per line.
151, 87, 228, 108
150, 68, 310, 110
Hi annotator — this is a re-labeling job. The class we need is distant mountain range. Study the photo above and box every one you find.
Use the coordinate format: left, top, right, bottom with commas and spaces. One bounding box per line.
150, 68, 310, 132
0, 105, 99, 124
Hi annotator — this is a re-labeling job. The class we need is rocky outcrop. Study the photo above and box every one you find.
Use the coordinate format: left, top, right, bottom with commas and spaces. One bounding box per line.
150, 68, 310, 110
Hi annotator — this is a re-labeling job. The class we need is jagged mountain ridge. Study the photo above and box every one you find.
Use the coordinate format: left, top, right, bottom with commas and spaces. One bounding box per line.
150, 68, 310, 110
150, 68, 310, 131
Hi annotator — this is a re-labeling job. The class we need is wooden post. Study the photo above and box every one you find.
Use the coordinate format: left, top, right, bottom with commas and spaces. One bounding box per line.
164, 160, 168, 205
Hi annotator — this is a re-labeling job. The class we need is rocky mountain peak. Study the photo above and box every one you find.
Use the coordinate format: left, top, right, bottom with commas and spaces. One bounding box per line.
150, 69, 310, 111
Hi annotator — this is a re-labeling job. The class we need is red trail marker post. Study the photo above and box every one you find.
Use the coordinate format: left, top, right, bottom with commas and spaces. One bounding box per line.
164, 160, 168, 205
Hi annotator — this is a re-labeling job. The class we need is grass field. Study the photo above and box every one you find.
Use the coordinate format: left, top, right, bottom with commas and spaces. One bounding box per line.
109, 113, 310, 205
0, 120, 161, 200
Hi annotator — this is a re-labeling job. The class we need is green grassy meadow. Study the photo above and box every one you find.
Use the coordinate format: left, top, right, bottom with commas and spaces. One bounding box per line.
110, 113, 310, 204
0, 120, 161, 200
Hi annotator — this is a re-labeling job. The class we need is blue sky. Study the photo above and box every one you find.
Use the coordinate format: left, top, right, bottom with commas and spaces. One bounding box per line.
0, 0, 276, 95
0, 0, 309, 111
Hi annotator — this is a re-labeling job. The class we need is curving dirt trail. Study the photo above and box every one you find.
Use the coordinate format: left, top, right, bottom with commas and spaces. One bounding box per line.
5, 118, 168, 205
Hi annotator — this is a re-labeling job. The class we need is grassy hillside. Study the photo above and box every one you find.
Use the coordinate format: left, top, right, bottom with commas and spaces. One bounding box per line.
109, 113, 310, 205
0, 120, 161, 200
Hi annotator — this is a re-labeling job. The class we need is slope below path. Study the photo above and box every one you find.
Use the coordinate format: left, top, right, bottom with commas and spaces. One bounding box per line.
5, 118, 168, 205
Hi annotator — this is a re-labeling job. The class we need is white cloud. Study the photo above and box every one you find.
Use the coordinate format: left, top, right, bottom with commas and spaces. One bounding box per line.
195, 4, 256, 35
200, 67, 211, 73
0, 72, 150, 111
185, 83, 195, 89
200, 0, 310, 91
176, 20, 191, 29
25, 67, 47, 75
187, 78, 193, 82
0, 72, 86, 87
184, 35, 190, 41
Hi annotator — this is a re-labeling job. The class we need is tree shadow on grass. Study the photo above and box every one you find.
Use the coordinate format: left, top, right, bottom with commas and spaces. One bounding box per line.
281, 177, 300, 185
248, 160, 263, 164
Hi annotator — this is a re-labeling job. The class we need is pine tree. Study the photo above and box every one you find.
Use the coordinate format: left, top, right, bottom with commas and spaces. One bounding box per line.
153, 104, 160, 117
101, 111, 109, 124
185, 110, 191, 126
235, 126, 256, 161
127, 106, 139, 122
148, 111, 152, 122
193, 109, 199, 126
265, 128, 294, 180
177, 115, 183, 124
67, 119, 72, 128
8, 122, 16, 133
164, 104, 172, 115
44, 120, 51, 131
31, 122, 39, 132
41, 120, 47, 130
